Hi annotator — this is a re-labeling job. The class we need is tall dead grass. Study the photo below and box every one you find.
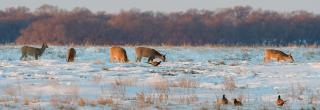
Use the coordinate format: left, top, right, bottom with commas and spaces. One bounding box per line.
136, 92, 153, 108
172, 78, 199, 88
111, 77, 137, 98
223, 77, 236, 90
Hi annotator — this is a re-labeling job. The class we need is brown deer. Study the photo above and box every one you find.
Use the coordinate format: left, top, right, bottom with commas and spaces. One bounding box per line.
109, 46, 129, 63
135, 47, 166, 62
20, 43, 48, 60
66, 48, 76, 62
264, 49, 294, 64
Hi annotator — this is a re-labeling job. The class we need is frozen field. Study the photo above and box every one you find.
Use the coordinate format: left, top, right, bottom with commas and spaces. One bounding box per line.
0, 46, 320, 109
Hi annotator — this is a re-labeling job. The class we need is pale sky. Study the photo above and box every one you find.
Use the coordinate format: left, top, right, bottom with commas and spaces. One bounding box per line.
1, 0, 320, 13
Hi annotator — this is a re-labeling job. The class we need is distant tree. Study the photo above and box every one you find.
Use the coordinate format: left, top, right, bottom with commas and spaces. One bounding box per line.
0, 6, 33, 43
0, 5, 319, 46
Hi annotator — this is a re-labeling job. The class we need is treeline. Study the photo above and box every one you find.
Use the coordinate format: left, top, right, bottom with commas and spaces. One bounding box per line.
1, 5, 320, 46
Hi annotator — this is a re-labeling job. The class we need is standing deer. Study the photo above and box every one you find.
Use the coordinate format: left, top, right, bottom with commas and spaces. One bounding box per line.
264, 49, 294, 64
135, 47, 166, 62
109, 46, 129, 63
66, 48, 76, 62
20, 43, 48, 60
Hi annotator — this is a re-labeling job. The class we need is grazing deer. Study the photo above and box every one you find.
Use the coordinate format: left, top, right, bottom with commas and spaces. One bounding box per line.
20, 43, 48, 60
109, 46, 129, 63
264, 49, 294, 64
135, 47, 166, 62
66, 48, 76, 62
276, 95, 287, 106
233, 98, 242, 106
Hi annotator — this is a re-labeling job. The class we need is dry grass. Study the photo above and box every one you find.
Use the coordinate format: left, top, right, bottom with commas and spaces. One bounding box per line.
105, 98, 114, 105
111, 77, 138, 98
172, 78, 199, 88
31, 96, 40, 103
78, 98, 86, 106
94, 59, 104, 64
309, 94, 318, 105
158, 92, 169, 103
97, 98, 107, 106
149, 78, 169, 92
223, 77, 236, 90
50, 96, 59, 107
92, 73, 103, 84
136, 92, 153, 108
113, 77, 137, 87
90, 99, 97, 107
3, 86, 18, 97
178, 94, 198, 104
24, 97, 30, 105
13, 97, 19, 103
98, 97, 114, 106
287, 83, 307, 100
97, 97, 113, 106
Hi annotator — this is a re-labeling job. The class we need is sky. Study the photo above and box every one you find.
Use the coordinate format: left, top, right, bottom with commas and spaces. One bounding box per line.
1, 0, 320, 13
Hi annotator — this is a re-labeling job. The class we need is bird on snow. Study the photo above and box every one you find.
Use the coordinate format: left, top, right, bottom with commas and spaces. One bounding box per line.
276, 95, 286, 106
233, 98, 242, 106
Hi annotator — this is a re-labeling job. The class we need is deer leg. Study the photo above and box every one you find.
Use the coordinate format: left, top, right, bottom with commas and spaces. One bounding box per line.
116, 57, 121, 63
20, 54, 25, 60
69, 55, 74, 62
121, 58, 126, 63
136, 56, 141, 62
110, 57, 113, 63
35, 55, 38, 60
263, 57, 268, 64
67, 54, 70, 62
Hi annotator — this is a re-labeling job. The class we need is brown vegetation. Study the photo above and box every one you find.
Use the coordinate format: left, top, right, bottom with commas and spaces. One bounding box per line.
0, 5, 319, 46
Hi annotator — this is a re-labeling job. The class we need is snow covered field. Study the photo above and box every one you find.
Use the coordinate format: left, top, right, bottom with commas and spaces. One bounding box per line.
0, 45, 320, 109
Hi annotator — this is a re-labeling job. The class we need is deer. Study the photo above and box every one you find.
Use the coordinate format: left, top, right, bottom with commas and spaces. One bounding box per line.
66, 48, 76, 62
135, 47, 166, 62
20, 43, 48, 60
264, 49, 294, 64
109, 46, 129, 63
